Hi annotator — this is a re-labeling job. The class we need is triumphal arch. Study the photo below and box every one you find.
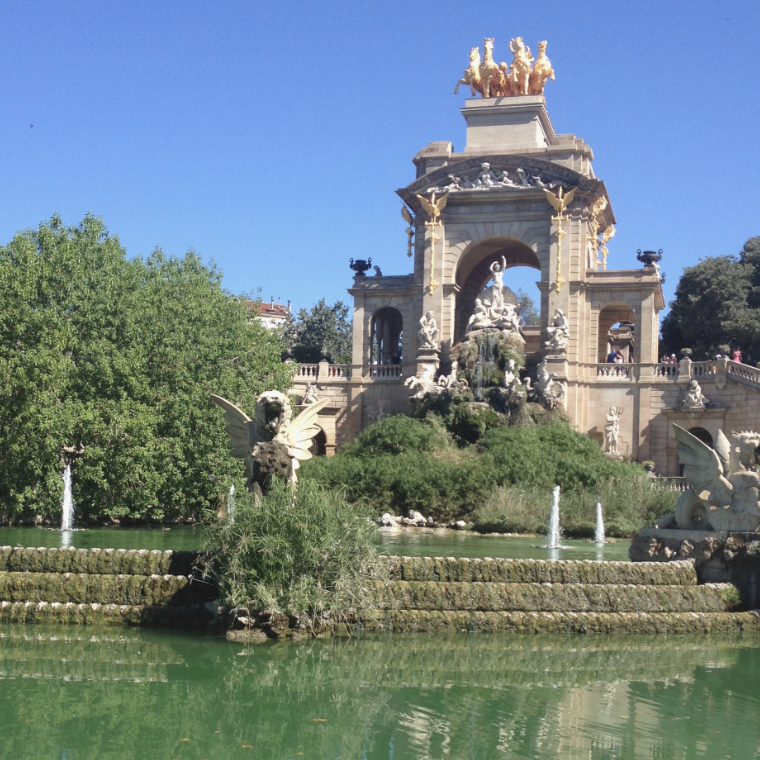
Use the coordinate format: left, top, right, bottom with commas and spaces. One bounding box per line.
293, 37, 760, 474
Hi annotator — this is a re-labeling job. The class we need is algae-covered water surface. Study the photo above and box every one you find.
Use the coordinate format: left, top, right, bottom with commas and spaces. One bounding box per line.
0, 625, 759, 759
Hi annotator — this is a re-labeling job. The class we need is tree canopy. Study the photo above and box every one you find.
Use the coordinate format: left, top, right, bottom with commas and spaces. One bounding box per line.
661, 237, 760, 362
0, 214, 293, 523
280, 299, 352, 364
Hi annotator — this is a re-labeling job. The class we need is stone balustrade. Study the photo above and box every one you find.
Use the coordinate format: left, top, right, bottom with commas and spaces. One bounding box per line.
293, 362, 351, 382
727, 359, 760, 389
651, 477, 689, 492
367, 364, 404, 379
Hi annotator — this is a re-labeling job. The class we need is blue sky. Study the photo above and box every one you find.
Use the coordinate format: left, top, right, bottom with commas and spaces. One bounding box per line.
1, 0, 758, 317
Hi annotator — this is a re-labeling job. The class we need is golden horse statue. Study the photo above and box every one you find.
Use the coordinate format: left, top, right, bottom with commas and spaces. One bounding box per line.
454, 47, 484, 96
529, 40, 555, 95
509, 37, 534, 95
479, 38, 503, 98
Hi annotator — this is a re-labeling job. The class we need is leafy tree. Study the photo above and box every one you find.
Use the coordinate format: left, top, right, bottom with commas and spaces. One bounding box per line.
0, 214, 293, 523
516, 288, 540, 326
280, 299, 352, 364
661, 237, 760, 362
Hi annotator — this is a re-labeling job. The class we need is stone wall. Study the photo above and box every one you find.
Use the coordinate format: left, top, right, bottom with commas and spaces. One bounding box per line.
3, 548, 758, 635
0, 547, 221, 629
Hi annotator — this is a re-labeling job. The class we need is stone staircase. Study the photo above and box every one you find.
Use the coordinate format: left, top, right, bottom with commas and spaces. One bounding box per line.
0, 546, 220, 628
356, 557, 760, 634
2, 548, 759, 634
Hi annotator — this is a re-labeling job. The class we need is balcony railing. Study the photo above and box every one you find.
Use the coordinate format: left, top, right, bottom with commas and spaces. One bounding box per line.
367, 364, 403, 379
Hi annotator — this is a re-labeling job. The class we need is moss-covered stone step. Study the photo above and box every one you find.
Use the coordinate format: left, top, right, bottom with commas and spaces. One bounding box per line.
364, 581, 737, 613
381, 557, 698, 586
356, 609, 760, 634
0, 601, 220, 628
0, 572, 217, 606
0, 547, 200, 576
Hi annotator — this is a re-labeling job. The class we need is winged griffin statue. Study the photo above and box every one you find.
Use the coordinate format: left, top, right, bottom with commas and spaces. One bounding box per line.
211, 391, 329, 495
672, 424, 760, 531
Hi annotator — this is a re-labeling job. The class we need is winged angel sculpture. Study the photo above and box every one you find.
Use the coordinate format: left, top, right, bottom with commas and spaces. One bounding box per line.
211, 391, 329, 495
673, 424, 760, 531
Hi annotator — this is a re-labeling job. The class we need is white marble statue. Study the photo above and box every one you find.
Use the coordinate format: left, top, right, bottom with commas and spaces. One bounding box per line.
502, 358, 520, 393
437, 360, 469, 394
418, 311, 439, 351
604, 407, 621, 455
210, 390, 329, 492
525, 357, 564, 410
302, 383, 319, 405
544, 308, 569, 351
682, 379, 708, 410
672, 425, 760, 531
466, 297, 491, 332
489, 256, 507, 312
494, 301, 521, 334
404, 363, 438, 400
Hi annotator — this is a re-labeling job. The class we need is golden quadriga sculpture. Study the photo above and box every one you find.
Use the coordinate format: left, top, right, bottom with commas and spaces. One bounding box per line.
455, 37, 555, 98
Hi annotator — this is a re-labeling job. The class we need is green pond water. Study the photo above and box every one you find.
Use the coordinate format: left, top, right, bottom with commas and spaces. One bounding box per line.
0, 625, 759, 759
0, 526, 632, 561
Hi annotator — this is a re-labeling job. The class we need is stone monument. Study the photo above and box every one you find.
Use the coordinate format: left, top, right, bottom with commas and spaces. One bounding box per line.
210, 391, 329, 494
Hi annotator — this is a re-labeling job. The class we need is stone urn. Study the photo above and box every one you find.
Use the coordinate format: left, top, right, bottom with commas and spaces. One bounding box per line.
349, 258, 372, 277
680, 348, 693, 358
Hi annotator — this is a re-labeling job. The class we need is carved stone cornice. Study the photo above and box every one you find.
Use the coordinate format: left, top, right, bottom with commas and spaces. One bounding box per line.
397, 155, 613, 224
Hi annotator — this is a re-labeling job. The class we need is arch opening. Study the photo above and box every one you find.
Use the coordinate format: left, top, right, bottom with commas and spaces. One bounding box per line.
454, 238, 542, 345
598, 303, 636, 363
309, 428, 327, 457
371, 307, 403, 365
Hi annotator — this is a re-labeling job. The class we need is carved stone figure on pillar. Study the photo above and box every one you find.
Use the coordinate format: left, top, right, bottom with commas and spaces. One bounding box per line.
418, 311, 439, 351
544, 308, 569, 351
302, 383, 320, 405
604, 407, 621, 455
682, 379, 708, 410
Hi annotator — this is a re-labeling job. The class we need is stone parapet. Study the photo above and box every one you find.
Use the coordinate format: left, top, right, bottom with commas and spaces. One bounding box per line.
0, 546, 199, 576
364, 580, 733, 614
381, 556, 698, 586
0, 601, 223, 629
355, 609, 760, 634
0, 571, 216, 606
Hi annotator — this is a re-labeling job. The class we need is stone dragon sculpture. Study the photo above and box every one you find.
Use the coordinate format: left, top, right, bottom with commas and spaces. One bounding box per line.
672, 424, 760, 531
210, 391, 329, 494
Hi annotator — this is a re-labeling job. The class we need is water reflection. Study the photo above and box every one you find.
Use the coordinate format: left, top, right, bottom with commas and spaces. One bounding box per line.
0, 626, 758, 759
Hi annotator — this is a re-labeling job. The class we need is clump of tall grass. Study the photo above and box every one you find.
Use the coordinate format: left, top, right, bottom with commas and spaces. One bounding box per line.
202, 480, 384, 626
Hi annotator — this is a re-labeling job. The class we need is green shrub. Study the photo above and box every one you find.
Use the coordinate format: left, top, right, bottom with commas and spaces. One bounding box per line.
304, 450, 489, 523
340, 414, 451, 457
202, 480, 383, 623
450, 402, 506, 444
304, 409, 679, 532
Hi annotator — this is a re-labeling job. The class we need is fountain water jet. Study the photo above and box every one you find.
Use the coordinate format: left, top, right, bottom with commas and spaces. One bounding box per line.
595, 502, 605, 544
547, 485, 561, 549
61, 464, 74, 531
227, 484, 235, 517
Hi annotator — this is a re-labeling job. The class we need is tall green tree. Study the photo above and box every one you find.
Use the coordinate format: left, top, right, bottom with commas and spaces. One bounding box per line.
280, 299, 352, 364
0, 214, 293, 523
661, 237, 760, 362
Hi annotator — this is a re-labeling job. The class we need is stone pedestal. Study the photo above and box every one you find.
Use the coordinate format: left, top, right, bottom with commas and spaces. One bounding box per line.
630, 527, 760, 609
415, 348, 440, 379
461, 95, 554, 153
